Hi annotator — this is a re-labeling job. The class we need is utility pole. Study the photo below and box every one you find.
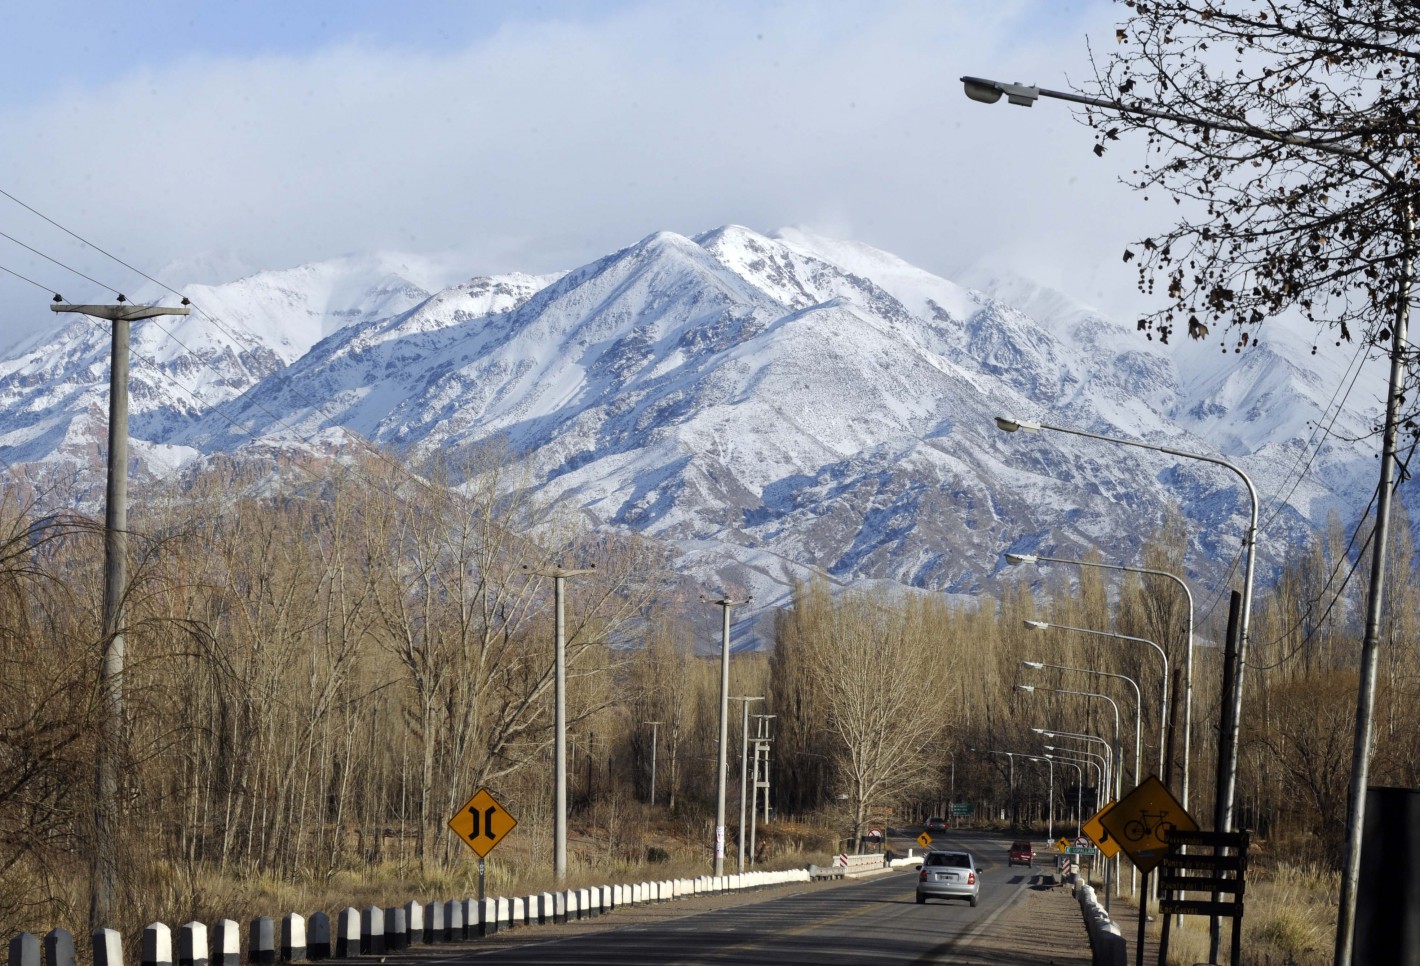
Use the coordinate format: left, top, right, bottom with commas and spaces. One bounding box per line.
52, 298, 189, 935
525, 564, 594, 883
703, 594, 749, 876
643, 721, 662, 806
731, 697, 763, 871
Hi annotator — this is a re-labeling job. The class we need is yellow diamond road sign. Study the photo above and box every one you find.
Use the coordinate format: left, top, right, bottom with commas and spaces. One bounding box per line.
449, 788, 518, 858
1082, 800, 1122, 859
1055, 837, 1071, 853
916, 832, 933, 849
1098, 776, 1197, 873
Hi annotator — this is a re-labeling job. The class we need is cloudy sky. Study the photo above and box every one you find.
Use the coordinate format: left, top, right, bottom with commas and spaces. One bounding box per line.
0, 0, 1152, 349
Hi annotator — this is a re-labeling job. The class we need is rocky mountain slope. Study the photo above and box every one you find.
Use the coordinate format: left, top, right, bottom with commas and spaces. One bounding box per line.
0, 226, 1395, 621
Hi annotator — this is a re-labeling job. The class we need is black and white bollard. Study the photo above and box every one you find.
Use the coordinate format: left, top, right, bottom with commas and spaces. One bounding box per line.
358, 908, 383, 957
423, 901, 443, 945
43, 930, 75, 966
334, 909, 359, 959
306, 914, 330, 961
402, 903, 423, 947
442, 900, 461, 943
246, 918, 274, 966
141, 924, 173, 966
212, 921, 239, 966
383, 907, 406, 951
9, 933, 39, 966
92, 931, 123, 966
279, 915, 304, 963
177, 923, 208, 966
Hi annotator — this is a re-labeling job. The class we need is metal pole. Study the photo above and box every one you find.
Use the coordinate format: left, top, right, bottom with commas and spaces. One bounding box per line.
645, 721, 661, 806
705, 595, 748, 876
999, 420, 1257, 833
94, 314, 128, 933
524, 564, 593, 883
1335, 207, 1414, 966
1010, 555, 1196, 808
554, 574, 568, 883
52, 301, 189, 933
749, 741, 761, 866
732, 697, 762, 872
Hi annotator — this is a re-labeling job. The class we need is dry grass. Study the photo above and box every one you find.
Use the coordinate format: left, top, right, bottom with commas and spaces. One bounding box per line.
1157, 859, 1338, 966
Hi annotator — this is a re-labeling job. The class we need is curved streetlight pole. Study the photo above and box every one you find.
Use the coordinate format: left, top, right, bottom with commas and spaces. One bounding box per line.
1043, 754, 1087, 837
994, 416, 1257, 838
1033, 728, 1113, 795
1007, 552, 1196, 810
964, 73, 1408, 965
975, 748, 1055, 839
1024, 662, 1141, 790
1025, 620, 1167, 784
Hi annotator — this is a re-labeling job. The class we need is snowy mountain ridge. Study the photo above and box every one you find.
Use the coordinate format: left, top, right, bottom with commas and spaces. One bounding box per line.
0, 225, 1396, 620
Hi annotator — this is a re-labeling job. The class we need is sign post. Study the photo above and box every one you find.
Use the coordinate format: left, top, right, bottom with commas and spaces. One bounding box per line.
449, 789, 519, 900
1099, 778, 1198, 966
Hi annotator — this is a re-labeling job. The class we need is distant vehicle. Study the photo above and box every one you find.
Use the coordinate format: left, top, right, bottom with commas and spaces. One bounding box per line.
923, 816, 948, 832
1008, 840, 1035, 867
916, 850, 979, 906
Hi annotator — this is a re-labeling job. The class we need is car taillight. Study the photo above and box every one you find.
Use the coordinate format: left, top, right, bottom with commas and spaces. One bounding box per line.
967, 873, 976, 885
919, 870, 928, 881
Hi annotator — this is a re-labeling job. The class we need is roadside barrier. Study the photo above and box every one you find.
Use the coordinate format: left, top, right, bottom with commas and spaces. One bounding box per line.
5, 869, 815, 966
1073, 881, 1126, 966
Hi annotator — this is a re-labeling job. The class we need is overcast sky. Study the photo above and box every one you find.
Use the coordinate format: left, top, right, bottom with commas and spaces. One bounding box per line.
0, 0, 1156, 350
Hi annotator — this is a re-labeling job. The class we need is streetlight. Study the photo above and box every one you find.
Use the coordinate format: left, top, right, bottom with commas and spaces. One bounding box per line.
704, 594, 750, 877
967, 69, 1411, 966
524, 564, 595, 883
1018, 688, 1121, 804
1033, 727, 1113, 791
1007, 551, 1196, 811
996, 417, 1256, 842
1023, 661, 1141, 791
970, 746, 1016, 828
1024, 622, 1165, 783
973, 747, 1055, 839
1042, 754, 1086, 837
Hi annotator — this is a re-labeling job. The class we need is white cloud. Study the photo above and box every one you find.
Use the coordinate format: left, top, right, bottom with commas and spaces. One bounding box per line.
0, 0, 1161, 348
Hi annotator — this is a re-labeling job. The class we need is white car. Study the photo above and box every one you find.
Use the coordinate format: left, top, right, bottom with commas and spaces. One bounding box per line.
915, 850, 979, 906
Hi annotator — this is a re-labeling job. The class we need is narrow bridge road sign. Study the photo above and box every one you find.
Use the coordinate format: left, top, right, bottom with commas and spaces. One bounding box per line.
449, 789, 518, 858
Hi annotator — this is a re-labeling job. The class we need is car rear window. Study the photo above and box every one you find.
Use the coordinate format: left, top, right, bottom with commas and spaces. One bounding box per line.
926, 852, 970, 867
1011, 841, 1031, 850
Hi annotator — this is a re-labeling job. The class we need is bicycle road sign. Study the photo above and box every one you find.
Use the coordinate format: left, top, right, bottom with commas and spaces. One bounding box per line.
448, 788, 518, 858
1099, 776, 1196, 873
1081, 800, 1121, 860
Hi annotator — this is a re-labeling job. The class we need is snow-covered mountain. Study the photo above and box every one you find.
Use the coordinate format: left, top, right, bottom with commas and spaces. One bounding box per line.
0, 226, 1396, 619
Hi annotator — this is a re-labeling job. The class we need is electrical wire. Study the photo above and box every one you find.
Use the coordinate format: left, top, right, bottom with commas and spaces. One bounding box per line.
0, 186, 446, 498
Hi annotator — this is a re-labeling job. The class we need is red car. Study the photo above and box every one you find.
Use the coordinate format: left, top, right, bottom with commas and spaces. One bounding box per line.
1008, 840, 1035, 867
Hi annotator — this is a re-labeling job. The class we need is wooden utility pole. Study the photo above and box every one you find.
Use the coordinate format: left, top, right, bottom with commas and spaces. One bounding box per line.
51, 299, 190, 934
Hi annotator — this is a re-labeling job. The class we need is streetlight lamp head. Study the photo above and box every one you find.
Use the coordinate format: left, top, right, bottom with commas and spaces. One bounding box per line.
1024, 620, 1050, 631
1005, 552, 1037, 565
960, 76, 1040, 107
995, 415, 1042, 433
1022, 660, 1044, 669
1014, 684, 1036, 693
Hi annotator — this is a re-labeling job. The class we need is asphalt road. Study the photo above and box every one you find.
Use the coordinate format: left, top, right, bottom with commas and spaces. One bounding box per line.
386, 830, 1050, 966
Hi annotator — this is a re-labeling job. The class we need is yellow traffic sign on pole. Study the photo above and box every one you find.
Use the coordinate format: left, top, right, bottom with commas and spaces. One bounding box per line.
449, 788, 518, 858
1082, 800, 1122, 860
1055, 836, 1071, 853
1099, 777, 1197, 872
916, 832, 933, 849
